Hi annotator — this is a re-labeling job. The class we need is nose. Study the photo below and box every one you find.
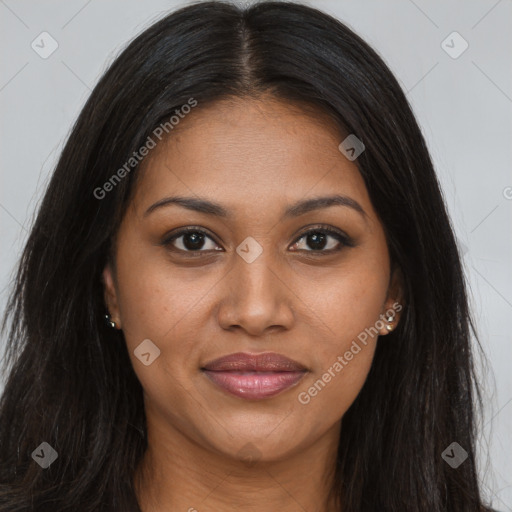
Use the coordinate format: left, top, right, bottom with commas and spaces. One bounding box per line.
216, 249, 295, 337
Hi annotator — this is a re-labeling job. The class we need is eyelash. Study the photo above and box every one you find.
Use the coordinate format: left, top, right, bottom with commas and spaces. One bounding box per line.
161, 224, 354, 257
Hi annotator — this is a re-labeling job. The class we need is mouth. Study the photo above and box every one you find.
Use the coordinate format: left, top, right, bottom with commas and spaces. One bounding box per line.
201, 352, 308, 400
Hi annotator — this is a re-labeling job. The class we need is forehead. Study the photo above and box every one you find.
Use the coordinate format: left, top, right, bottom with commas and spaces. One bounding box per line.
131, 96, 372, 219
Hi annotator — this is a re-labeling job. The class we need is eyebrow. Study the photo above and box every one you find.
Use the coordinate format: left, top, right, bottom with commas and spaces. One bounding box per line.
144, 194, 368, 221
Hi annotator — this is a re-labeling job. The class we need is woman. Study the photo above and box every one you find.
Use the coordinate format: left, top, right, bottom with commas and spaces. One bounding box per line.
0, 1, 497, 510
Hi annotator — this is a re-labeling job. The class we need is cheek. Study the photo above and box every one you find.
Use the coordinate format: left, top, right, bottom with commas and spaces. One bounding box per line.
295, 343, 376, 434
113, 256, 222, 407
292, 250, 388, 418
115, 249, 215, 346
116, 263, 209, 411
294, 271, 386, 424
300, 254, 389, 352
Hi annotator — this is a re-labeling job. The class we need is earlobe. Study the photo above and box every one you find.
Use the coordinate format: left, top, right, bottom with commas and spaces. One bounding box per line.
380, 266, 405, 335
377, 306, 396, 335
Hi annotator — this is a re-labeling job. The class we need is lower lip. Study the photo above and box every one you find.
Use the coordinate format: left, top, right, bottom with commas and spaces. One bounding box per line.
202, 370, 306, 400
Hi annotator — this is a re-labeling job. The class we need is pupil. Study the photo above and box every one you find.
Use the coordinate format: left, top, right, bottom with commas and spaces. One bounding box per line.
181, 232, 329, 251
184, 232, 205, 250
308, 232, 326, 250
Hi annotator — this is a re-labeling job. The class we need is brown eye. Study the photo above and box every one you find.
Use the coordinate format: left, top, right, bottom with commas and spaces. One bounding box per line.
289, 226, 354, 253
162, 227, 223, 254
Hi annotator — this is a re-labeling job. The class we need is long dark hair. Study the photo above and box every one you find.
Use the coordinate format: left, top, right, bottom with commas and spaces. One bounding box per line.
0, 1, 493, 510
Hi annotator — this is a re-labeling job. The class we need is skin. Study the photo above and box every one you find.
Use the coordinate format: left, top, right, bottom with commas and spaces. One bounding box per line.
103, 96, 403, 512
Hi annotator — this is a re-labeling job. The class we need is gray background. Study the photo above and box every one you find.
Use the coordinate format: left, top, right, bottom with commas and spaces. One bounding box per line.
0, 0, 511, 509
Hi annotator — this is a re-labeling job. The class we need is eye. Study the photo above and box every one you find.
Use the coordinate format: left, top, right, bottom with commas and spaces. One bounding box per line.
162, 227, 223, 254
289, 225, 354, 254
162, 224, 354, 257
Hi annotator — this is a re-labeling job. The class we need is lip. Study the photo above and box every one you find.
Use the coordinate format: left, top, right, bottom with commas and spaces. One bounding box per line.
201, 352, 308, 400
202, 352, 307, 372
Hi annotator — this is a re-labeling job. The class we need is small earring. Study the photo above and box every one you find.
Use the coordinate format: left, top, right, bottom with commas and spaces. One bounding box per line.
385, 313, 395, 332
105, 313, 117, 329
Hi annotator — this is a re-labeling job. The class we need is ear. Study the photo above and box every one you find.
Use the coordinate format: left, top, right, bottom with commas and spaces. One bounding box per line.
102, 263, 122, 329
378, 265, 404, 336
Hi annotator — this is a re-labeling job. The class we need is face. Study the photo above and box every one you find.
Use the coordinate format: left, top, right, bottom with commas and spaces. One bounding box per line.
103, 96, 402, 463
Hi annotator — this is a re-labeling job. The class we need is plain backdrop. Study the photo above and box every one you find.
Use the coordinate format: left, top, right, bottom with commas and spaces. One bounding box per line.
0, 0, 511, 509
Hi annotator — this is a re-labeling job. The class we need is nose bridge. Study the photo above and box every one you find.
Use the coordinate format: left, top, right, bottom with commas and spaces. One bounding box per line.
217, 241, 293, 334
234, 245, 280, 304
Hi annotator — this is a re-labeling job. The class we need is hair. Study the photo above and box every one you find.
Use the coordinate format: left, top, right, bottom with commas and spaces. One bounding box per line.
0, 1, 494, 510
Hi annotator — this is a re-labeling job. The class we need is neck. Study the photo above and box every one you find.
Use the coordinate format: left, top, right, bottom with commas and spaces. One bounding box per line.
134, 416, 341, 512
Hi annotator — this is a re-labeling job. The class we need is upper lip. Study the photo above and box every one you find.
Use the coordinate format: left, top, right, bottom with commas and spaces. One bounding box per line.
201, 352, 307, 372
